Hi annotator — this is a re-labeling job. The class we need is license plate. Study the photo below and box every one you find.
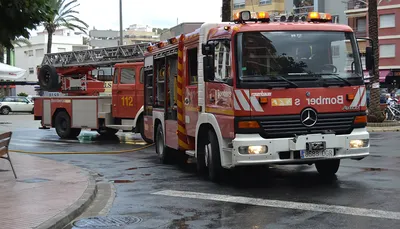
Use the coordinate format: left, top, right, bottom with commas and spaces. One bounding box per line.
300, 149, 334, 159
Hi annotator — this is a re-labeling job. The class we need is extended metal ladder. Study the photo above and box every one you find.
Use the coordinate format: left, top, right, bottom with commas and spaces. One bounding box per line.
41, 43, 149, 67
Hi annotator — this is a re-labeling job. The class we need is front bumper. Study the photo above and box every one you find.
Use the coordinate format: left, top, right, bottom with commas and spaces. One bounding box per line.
231, 128, 369, 166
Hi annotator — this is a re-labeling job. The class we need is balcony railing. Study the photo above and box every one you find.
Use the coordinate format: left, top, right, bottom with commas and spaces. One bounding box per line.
347, 0, 367, 10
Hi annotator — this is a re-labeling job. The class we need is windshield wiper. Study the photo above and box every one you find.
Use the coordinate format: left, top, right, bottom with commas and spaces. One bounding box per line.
241, 75, 298, 88
315, 73, 352, 86
271, 75, 299, 88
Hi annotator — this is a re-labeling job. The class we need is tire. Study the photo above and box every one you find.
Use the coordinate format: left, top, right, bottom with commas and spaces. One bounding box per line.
137, 115, 153, 144
206, 130, 224, 182
97, 127, 119, 136
315, 159, 340, 177
38, 65, 60, 91
155, 124, 171, 164
54, 111, 81, 139
31, 108, 34, 114
1, 107, 10, 115
196, 136, 208, 176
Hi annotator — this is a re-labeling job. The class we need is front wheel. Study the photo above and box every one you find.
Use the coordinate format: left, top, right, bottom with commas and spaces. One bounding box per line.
315, 159, 340, 177
155, 124, 171, 164
138, 115, 153, 144
54, 111, 81, 139
199, 130, 224, 182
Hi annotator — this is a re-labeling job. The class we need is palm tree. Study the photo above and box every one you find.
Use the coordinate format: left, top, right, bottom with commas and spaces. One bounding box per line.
222, 0, 231, 22
367, 0, 384, 122
43, 0, 88, 53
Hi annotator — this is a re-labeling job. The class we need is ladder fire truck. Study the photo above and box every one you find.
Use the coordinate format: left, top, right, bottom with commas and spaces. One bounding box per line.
142, 11, 373, 182
33, 43, 152, 143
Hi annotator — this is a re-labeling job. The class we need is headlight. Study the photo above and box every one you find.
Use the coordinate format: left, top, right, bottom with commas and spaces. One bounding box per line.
239, 145, 268, 154
349, 139, 369, 148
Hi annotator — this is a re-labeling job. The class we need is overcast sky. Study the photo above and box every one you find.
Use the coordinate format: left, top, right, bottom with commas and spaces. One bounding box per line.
33, 0, 222, 34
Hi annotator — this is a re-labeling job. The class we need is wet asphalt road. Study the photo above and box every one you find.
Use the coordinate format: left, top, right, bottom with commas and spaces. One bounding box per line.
3, 115, 400, 229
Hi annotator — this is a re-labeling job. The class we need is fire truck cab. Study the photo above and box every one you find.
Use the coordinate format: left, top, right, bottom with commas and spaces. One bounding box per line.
143, 11, 373, 182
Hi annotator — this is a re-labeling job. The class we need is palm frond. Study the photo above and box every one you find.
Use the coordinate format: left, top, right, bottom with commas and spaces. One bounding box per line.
11, 38, 32, 48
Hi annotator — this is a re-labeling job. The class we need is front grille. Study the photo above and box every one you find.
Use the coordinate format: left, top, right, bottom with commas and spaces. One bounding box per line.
258, 113, 357, 138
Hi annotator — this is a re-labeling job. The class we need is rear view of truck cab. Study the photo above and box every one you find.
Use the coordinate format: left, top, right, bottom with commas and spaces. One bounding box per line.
218, 11, 371, 176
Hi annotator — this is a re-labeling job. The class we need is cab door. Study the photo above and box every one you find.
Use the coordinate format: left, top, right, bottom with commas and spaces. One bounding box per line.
115, 66, 137, 118
111, 67, 120, 116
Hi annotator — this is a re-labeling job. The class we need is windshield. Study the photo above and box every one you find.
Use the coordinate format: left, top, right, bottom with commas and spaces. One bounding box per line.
236, 31, 364, 88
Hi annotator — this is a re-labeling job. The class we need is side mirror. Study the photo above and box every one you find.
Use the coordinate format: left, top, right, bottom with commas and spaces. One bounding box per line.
203, 56, 215, 81
365, 46, 374, 71
202, 43, 214, 55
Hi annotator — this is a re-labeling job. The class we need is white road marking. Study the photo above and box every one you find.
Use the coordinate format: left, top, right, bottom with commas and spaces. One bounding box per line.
152, 190, 400, 220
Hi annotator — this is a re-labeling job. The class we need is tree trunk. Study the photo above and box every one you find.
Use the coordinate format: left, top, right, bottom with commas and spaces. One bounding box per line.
47, 29, 54, 53
6, 48, 11, 65
0, 45, 4, 63
222, 0, 231, 22
367, 0, 385, 122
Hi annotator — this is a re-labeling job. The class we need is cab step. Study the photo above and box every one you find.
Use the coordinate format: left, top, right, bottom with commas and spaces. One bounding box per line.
185, 150, 195, 157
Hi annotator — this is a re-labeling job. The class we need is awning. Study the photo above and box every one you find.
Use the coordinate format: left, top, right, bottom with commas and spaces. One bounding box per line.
0, 63, 27, 81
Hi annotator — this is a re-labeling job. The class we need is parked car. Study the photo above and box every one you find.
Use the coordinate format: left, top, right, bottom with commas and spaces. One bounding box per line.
0, 96, 34, 115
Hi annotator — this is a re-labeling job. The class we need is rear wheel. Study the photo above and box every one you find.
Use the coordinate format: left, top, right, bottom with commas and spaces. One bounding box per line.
54, 111, 81, 139
1, 107, 10, 115
155, 124, 172, 164
315, 159, 340, 177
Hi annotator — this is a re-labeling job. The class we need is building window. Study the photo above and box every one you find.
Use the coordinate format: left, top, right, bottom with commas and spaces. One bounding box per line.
259, 0, 272, 5
331, 45, 340, 57
35, 48, 44, 57
28, 50, 33, 56
380, 14, 395, 28
233, 0, 245, 9
380, 44, 396, 58
29, 68, 34, 74
356, 17, 366, 32
332, 15, 339, 23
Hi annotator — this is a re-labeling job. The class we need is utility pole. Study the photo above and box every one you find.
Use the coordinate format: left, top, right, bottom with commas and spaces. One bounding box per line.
119, 0, 123, 46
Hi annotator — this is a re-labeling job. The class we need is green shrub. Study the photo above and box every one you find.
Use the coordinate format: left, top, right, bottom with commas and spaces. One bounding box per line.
17, 92, 28, 97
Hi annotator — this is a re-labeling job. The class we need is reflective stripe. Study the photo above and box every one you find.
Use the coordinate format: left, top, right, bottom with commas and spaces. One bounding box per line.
235, 90, 250, 111
250, 96, 264, 112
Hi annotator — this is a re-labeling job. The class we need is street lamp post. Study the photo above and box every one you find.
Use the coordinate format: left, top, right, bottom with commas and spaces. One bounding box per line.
119, 0, 123, 46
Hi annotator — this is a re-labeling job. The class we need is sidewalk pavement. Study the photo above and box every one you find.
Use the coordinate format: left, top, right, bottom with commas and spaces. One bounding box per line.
0, 152, 96, 229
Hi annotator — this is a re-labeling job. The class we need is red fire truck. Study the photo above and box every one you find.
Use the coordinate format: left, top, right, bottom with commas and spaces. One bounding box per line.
142, 11, 373, 182
33, 44, 152, 143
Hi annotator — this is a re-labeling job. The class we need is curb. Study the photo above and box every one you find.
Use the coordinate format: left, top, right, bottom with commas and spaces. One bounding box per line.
367, 127, 400, 132
34, 172, 98, 229
367, 121, 400, 127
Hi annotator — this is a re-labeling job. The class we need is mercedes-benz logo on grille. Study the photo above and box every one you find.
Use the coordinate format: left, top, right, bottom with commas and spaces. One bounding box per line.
300, 108, 318, 127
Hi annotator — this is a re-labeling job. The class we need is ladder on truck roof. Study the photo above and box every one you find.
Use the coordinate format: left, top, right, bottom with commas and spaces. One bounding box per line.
41, 43, 149, 68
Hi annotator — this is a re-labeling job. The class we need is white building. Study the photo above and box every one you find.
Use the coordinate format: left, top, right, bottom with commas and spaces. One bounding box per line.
127, 24, 153, 32
14, 27, 88, 95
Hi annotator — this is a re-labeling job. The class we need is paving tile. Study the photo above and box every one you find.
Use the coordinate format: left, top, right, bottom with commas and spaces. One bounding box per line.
0, 152, 89, 229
